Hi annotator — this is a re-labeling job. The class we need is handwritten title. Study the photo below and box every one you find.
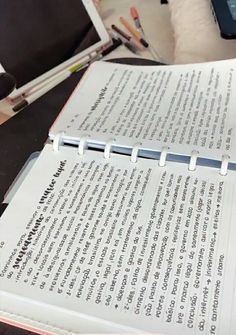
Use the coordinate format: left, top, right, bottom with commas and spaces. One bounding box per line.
90, 86, 107, 111
12, 160, 67, 270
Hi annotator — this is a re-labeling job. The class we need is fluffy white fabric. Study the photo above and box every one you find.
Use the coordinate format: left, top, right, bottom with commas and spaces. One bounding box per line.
169, 0, 236, 63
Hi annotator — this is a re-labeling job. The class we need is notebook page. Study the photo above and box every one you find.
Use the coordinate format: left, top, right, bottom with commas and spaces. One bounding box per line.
0, 144, 236, 334
49, 59, 236, 163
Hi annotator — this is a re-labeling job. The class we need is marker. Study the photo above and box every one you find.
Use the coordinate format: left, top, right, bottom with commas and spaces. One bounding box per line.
12, 73, 70, 112
13, 61, 89, 112
12, 53, 98, 112
100, 37, 122, 57
111, 24, 144, 51
130, 6, 164, 62
87, 37, 124, 61
25, 52, 97, 96
119, 37, 139, 54
130, 7, 145, 35
109, 29, 139, 54
120, 17, 148, 48
12, 39, 123, 113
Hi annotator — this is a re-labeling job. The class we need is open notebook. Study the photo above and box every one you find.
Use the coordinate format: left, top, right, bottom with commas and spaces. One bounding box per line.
1, 59, 236, 335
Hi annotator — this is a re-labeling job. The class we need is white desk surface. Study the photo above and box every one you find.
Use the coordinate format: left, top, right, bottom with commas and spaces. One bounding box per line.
100, 0, 174, 64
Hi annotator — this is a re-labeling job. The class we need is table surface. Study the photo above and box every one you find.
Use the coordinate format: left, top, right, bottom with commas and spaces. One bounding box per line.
100, 0, 174, 63
0, 58, 162, 335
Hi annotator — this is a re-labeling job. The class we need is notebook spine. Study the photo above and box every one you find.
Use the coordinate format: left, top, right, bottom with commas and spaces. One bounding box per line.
157, 148, 230, 176
53, 133, 230, 176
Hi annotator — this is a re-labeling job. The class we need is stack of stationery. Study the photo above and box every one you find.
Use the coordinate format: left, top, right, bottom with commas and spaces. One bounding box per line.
110, 6, 162, 61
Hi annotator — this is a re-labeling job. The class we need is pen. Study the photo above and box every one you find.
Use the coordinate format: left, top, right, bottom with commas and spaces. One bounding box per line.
100, 37, 122, 57
109, 29, 139, 54
26, 37, 122, 97
87, 37, 123, 61
111, 24, 144, 51
130, 7, 145, 35
130, 6, 164, 62
25, 52, 98, 97
12, 73, 70, 112
12, 53, 99, 112
12, 38, 123, 112
120, 16, 148, 48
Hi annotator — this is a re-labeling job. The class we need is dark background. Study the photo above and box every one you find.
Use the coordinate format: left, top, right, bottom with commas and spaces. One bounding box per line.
0, 0, 100, 88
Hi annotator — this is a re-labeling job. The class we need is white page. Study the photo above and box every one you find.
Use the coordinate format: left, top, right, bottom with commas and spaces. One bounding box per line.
0, 144, 236, 335
49, 59, 236, 163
